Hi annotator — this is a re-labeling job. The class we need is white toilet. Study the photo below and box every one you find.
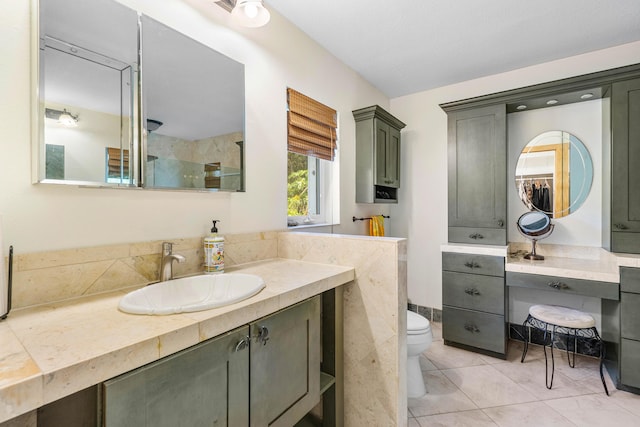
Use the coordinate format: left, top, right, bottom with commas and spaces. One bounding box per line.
407, 310, 432, 398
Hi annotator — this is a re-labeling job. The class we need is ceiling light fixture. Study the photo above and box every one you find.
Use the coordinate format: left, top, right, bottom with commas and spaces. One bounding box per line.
580, 93, 594, 99
45, 107, 78, 127
546, 99, 559, 105
516, 105, 527, 110
231, 0, 270, 28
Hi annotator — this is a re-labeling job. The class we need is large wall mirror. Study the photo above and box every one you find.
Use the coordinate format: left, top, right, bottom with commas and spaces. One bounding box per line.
515, 130, 593, 218
35, 0, 245, 191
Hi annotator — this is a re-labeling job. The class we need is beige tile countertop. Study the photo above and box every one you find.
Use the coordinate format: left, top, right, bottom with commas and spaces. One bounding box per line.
0, 258, 355, 423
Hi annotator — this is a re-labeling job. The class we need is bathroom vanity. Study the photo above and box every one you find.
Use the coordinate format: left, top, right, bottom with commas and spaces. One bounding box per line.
0, 258, 353, 426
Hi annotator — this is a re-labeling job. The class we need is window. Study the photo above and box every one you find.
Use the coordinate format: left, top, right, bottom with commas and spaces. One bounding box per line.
287, 88, 339, 226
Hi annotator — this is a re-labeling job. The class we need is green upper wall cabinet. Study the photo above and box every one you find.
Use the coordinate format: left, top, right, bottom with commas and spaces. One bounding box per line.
353, 105, 406, 203
446, 104, 507, 245
610, 78, 640, 253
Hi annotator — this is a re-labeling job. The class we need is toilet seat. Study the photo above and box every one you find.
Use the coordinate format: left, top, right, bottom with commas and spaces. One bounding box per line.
407, 310, 431, 335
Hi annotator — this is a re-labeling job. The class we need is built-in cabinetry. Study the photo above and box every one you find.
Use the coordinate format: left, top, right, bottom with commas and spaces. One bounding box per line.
103, 297, 320, 427
446, 105, 507, 245
603, 267, 640, 393
610, 78, 640, 253
33, 295, 340, 427
442, 252, 506, 358
353, 105, 406, 203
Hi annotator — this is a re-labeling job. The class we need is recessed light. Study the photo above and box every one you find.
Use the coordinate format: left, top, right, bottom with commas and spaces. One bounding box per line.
546, 99, 558, 105
581, 93, 594, 99
516, 105, 527, 110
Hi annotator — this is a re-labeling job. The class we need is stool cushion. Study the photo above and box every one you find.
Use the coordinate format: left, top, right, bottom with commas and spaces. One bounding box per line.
529, 304, 596, 329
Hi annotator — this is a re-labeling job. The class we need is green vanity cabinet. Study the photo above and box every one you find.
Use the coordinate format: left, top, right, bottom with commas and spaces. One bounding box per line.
442, 253, 507, 358
250, 296, 320, 427
620, 267, 640, 390
611, 78, 640, 253
103, 297, 321, 427
103, 326, 250, 427
353, 105, 406, 203
446, 104, 507, 245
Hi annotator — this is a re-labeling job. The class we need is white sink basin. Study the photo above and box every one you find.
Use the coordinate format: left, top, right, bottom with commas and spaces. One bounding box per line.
119, 273, 265, 315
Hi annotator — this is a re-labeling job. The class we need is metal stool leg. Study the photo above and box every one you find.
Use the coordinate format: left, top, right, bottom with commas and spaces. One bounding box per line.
543, 324, 556, 389
521, 316, 530, 363
592, 327, 610, 396
567, 328, 576, 368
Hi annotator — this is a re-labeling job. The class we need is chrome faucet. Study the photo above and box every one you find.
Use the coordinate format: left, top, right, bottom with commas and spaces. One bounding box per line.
159, 242, 186, 282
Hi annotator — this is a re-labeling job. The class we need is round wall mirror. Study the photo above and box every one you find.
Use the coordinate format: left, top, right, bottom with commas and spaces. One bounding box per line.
515, 130, 593, 219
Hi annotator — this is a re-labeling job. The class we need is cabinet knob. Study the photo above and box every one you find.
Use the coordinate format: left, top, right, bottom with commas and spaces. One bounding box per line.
234, 336, 250, 352
497, 219, 504, 227
464, 323, 480, 333
255, 326, 270, 346
547, 281, 569, 290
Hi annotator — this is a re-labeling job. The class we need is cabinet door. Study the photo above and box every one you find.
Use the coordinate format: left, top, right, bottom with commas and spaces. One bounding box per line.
103, 326, 250, 427
447, 105, 506, 245
612, 78, 640, 252
387, 126, 401, 188
374, 118, 391, 186
250, 297, 320, 427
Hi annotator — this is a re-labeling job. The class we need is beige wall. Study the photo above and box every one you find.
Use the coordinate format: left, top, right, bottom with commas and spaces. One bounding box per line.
389, 41, 640, 309
0, 0, 388, 253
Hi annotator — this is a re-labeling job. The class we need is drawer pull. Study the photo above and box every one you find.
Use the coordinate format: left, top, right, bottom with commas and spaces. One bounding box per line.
463, 261, 481, 269
464, 323, 480, 333
255, 326, 270, 346
497, 219, 504, 227
548, 281, 569, 290
464, 288, 480, 296
234, 336, 250, 352
469, 233, 484, 240
614, 223, 628, 230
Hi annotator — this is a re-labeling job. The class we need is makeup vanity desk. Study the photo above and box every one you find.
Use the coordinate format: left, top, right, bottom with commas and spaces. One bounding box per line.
441, 243, 640, 394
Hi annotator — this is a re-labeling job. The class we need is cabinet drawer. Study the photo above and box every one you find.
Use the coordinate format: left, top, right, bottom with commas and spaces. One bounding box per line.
621, 338, 640, 389
442, 306, 505, 354
448, 227, 506, 246
621, 267, 640, 294
442, 252, 504, 277
622, 292, 640, 340
506, 272, 619, 300
443, 271, 504, 315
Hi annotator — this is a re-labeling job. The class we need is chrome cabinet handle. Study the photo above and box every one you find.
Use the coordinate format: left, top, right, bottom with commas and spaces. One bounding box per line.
469, 233, 484, 240
464, 288, 480, 296
464, 323, 480, 333
255, 326, 270, 346
614, 223, 628, 230
548, 281, 569, 290
463, 261, 481, 269
234, 336, 250, 352
497, 219, 504, 227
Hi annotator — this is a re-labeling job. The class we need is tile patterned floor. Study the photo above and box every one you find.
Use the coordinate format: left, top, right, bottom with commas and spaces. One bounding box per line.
408, 322, 640, 427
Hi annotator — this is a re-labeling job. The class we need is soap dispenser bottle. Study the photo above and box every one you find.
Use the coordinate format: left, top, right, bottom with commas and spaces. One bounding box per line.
204, 220, 224, 274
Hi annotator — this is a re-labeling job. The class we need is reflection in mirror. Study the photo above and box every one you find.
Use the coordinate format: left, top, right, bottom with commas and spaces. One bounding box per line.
516, 211, 554, 260
515, 131, 593, 218
141, 16, 245, 191
38, 0, 138, 185
36, 0, 246, 192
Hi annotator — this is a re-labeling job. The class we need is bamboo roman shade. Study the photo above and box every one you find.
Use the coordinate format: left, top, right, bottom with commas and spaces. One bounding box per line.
287, 88, 337, 161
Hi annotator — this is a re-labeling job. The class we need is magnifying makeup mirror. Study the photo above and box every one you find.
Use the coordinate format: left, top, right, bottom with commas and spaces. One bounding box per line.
516, 211, 554, 260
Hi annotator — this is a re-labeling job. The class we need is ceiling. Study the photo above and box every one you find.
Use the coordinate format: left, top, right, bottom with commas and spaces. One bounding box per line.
266, 0, 640, 98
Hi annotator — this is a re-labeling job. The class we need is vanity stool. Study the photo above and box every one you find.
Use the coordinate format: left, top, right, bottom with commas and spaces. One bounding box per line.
521, 304, 609, 395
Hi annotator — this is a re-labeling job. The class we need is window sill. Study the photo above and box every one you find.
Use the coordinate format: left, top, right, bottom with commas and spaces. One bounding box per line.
287, 221, 337, 230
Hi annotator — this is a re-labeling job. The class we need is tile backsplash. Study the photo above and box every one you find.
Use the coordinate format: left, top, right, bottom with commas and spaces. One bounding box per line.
8, 231, 279, 309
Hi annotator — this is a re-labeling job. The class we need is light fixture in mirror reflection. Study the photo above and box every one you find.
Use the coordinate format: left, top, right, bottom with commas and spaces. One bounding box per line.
515, 130, 593, 219
36, 0, 245, 191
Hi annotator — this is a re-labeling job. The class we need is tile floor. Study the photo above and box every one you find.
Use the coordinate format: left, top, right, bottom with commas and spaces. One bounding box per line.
408, 322, 640, 427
